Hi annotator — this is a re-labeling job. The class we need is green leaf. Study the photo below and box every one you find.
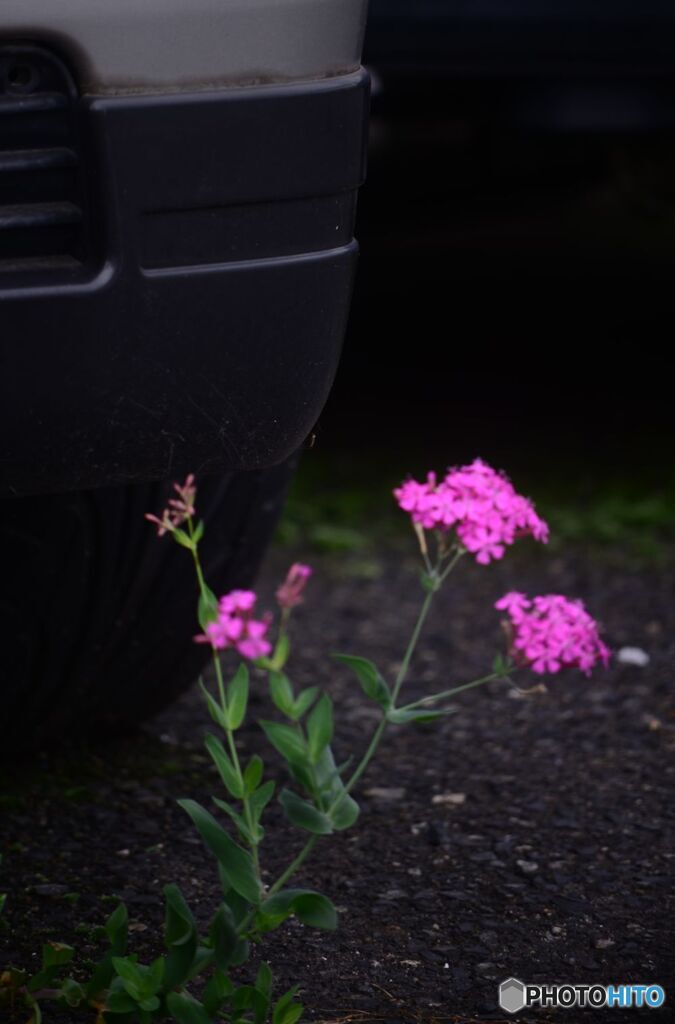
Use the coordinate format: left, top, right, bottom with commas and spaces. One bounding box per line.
232, 984, 260, 1012
293, 687, 318, 719
172, 528, 194, 550
192, 520, 205, 545
312, 746, 343, 795
333, 654, 391, 710
200, 679, 229, 731
269, 672, 295, 717
306, 694, 333, 764
186, 946, 216, 983
166, 990, 213, 1024
249, 780, 275, 825
105, 978, 138, 1014
243, 755, 264, 794
329, 793, 360, 830
28, 942, 76, 991
273, 987, 302, 1024
178, 799, 260, 904
205, 733, 243, 799
213, 797, 259, 845
260, 890, 337, 932
227, 664, 249, 730
270, 631, 290, 671
59, 978, 85, 1007
287, 760, 316, 795
278, 789, 332, 835
112, 957, 144, 1001
260, 720, 309, 768
164, 885, 196, 947
122, 958, 162, 1000
104, 903, 129, 954
218, 873, 251, 926
202, 969, 234, 1016
310, 747, 359, 831
386, 707, 456, 724
197, 585, 219, 630
277, 1004, 303, 1024
256, 962, 273, 1000
140, 995, 161, 1012
42, 942, 74, 969
208, 903, 243, 970
163, 885, 198, 989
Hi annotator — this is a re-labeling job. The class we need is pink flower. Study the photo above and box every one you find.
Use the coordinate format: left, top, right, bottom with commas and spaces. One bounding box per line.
195, 587, 272, 660
145, 474, 197, 536
394, 459, 548, 564
276, 563, 313, 610
495, 592, 610, 676
495, 591, 530, 621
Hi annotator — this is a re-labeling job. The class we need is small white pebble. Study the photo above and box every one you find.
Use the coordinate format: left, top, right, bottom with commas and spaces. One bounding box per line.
617, 646, 650, 667
365, 786, 406, 801
432, 792, 466, 806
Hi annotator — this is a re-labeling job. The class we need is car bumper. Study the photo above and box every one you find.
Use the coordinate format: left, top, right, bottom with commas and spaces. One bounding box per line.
0, 68, 369, 497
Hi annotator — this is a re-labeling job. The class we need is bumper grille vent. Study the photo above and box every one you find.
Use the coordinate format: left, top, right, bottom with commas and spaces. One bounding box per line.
0, 45, 88, 273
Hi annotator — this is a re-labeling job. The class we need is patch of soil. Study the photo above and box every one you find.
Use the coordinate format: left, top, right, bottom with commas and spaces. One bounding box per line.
1, 544, 674, 1023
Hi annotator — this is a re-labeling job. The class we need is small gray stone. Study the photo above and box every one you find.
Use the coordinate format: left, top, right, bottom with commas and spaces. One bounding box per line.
364, 786, 406, 801
34, 884, 69, 898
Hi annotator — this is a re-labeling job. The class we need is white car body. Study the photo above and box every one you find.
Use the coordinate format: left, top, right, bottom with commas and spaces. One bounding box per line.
1, 0, 368, 93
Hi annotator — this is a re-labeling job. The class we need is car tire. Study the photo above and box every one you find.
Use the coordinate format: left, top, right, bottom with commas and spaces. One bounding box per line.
0, 458, 297, 752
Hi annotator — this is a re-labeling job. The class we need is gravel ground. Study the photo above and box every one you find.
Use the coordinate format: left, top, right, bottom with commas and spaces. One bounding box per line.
1, 541, 674, 1023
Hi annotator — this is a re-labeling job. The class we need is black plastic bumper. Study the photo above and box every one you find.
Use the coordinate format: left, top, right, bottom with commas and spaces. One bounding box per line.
0, 63, 369, 497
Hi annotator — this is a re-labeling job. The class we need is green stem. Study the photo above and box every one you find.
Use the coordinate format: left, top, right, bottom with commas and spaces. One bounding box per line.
187, 518, 262, 879
335, 579, 439, 807
186, 518, 207, 595
211, 651, 261, 876
400, 671, 503, 710
392, 586, 435, 704
438, 546, 465, 583
267, 836, 318, 898
340, 718, 386, 800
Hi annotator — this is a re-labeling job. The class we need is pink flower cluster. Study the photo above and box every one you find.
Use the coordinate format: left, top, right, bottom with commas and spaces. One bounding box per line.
394, 459, 549, 564
496, 592, 610, 676
195, 590, 272, 660
276, 563, 313, 610
145, 474, 196, 537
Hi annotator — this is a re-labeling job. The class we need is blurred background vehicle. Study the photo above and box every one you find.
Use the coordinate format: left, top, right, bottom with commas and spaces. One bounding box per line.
320, 0, 675, 473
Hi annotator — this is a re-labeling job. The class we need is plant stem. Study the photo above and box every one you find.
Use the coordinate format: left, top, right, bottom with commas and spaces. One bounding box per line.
187, 519, 262, 879
439, 546, 465, 583
211, 647, 261, 877
400, 671, 503, 710
186, 518, 207, 595
267, 836, 318, 898
336, 579, 439, 806
392, 587, 435, 704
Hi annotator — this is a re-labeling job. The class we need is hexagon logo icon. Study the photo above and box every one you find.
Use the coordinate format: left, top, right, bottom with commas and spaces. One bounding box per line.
499, 977, 526, 1014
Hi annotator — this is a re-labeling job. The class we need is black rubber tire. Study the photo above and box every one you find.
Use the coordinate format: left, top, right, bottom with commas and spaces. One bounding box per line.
0, 459, 297, 752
